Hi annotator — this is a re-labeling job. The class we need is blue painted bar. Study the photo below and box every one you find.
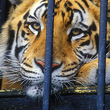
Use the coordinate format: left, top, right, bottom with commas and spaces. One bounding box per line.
0, 0, 6, 33
42, 0, 55, 110
0, 0, 6, 24
0, 0, 6, 86
97, 0, 108, 110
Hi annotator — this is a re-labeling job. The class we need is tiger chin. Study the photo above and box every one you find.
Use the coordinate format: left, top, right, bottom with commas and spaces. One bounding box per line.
0, 0, 110, 98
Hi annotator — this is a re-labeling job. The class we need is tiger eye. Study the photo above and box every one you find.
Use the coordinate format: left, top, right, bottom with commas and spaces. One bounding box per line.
72, 28, 80, 35
33, 23, 40, 30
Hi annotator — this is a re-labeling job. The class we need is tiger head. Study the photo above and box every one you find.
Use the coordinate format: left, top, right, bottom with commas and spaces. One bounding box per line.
0, 0, 109, 98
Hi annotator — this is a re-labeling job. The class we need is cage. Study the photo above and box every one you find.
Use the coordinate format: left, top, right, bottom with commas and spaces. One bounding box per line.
0, 0, 110, 110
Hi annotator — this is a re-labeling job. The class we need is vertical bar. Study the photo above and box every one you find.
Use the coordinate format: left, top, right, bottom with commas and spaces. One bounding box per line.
97, 0, 108, 110
42, 0, 54, 110
0, 0, 6, 33
0, 0, 6, 88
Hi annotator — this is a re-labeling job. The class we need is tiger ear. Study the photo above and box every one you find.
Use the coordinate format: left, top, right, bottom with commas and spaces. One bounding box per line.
9, 0, 22, 5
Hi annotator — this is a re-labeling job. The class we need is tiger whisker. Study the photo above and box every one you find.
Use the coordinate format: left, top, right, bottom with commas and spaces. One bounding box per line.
3, 57, 21, 64
54, 93, 59, 101
2, 73, 20, 77
69, 78, 86, 87
2, 75, 19, 78
4, 78, 22, 87
20, 79, 27, 85
74, 77, 97, 87
56, 92, 63, 100
4, 77, 22, 84
106, 43, 110, 49
53, 92, 62, 104
63, 83, 69, 89
21, 79, 31, 87
65, 81, 74, 87
67, 81, 75, 87
8, 80, 22, 88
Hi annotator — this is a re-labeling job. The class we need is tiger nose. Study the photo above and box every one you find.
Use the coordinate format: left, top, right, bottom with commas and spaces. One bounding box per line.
36, 60, 60, 73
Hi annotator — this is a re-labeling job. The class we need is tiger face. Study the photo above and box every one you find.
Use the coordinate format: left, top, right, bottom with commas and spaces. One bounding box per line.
0, 0, 110, 98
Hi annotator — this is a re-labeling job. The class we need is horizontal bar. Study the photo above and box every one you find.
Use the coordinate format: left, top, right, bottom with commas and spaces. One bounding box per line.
2, 85, 110, 96
97, 0, 108, 110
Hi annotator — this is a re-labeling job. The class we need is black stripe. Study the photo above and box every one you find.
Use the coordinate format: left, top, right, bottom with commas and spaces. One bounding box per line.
81, 0, 89, 8
73, 9, 83, 21
90, 22, 97, 31
42, 9, 47, 19
67, 7, 72, 12
62, 11, 65, 21
79, 22, 88, 29
76, 49, 88, 58
75, 1, 85, 13
65, 10, 73, 27
23, 63, 32, 68
41, 0, 47, 2
78, 58, 82, 63
75, 52, 83, 59
106, 41, 110, 54
66, 1, 72, 6
21, 30, 30, 40
22, 57, 26, 63
77, 50, 85, 57
62, 67, 76, 72
16, 21, 22, 42
15, 43, 28, 59
21, 67, 36, 74
108, 9, 110, 12
88, 22, 97, 36
34, 3, 48, 18
85, 54, 97, 59
15, 46, 25, 59
64, 1, 72, 7
23, 11, 29, 19
28, 15, 36, 21
21, 30, 30, 41
21, 30, 29, 40
94, 34, 99, 53
55, 0, 62, 9
79, 40, 90, 46
107, 17, 110, 22
73, 50, 82, 63
21, 30, 25, 38
7, 25, 15, 51
71, 62, 77, 65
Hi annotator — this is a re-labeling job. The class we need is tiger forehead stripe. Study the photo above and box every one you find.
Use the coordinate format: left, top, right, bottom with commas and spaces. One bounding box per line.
34, 2, 48, 19
23, 11, 30, 19
75, 1, 85, 13
55, 0, 90, 27
81, 0, 89, 8
64, 1, 72, 7
55, 0, 62, 9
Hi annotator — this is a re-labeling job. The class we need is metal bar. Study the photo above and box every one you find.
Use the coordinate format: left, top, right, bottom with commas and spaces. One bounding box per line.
42, 0, 54, 110
0, 0, 6, 33
97, 0, 108, 110
0, 0, 6, 87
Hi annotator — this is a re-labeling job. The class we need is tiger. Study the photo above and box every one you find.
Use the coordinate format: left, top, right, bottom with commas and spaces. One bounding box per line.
0, 0, 110, 98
